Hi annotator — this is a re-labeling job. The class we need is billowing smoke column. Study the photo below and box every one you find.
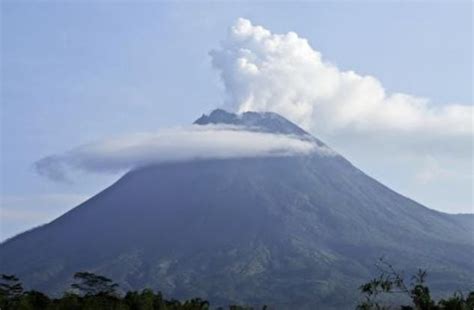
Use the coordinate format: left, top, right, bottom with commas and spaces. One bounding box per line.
210, 18, 472, 137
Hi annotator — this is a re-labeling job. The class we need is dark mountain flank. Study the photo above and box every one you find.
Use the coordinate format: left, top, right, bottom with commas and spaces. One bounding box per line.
1, 110, 472, 309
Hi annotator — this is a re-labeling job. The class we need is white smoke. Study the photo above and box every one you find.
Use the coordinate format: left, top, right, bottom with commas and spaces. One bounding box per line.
35, 125, 328, 182
210, 18, 472, 138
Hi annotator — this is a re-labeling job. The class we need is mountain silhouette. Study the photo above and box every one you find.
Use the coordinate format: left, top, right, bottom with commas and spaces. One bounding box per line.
1, 110, 472, 309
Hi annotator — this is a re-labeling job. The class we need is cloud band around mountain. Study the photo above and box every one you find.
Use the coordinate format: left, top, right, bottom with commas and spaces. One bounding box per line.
35, 125, 329, 182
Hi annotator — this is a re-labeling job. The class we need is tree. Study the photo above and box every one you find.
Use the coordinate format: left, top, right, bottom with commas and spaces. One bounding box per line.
124, 289, 160, 310
54, 292, 81, 310
17, 290, 51, 309
70, 271, 119, 296
0, 274, 24, 308
0, 274, 23, 299
182, 297, 210, 310
358, 258, 474, 310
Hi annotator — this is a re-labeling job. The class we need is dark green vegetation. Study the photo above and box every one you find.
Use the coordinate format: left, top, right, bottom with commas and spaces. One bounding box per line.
357, 259, 474, 310
0, 110, 473, 309
1, 267, 472, 310
0, 272, 261, 310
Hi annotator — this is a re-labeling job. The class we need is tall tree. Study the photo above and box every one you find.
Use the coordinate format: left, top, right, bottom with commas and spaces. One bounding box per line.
71, 271, 119, 296
0, 274, 24, 309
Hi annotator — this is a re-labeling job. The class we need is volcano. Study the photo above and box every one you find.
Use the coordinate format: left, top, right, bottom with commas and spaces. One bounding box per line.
1, 109, 472, 309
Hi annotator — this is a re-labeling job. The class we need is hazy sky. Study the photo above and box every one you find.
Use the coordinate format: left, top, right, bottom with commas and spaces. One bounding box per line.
1, 1, 472, 240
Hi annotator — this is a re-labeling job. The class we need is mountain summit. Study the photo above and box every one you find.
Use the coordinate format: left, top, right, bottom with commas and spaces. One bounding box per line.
194, 109, 310, 136
1, 110, 472, 309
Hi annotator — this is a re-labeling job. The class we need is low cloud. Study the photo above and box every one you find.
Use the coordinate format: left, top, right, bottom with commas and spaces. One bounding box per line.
210, 18, 472, 139
35, 125, 326, 182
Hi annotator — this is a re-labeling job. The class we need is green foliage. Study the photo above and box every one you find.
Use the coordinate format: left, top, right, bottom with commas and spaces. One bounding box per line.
1, 267, 471, 310
124, 289, 169, 310
53, 292, 81, 310
0, 274, 24, 298
0, 272, 233, 310
71, 271, 119, 297
0, 274, 24, 309
17, 290, 51, 309
357, 258, 474, 310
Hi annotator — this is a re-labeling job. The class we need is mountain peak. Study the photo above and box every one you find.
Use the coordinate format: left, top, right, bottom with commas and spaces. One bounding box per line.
194, 109, 310, 136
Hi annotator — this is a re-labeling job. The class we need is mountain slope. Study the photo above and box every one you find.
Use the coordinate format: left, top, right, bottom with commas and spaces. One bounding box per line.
1, 110, 472, 309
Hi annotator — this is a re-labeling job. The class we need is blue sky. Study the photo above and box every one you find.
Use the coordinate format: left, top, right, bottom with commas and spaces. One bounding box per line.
1, 1, 472, 240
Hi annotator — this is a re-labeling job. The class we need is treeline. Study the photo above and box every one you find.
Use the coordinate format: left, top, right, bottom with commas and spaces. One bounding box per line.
0, 272, 261, 310
357, 258, 474, 310
1, 262, 473, 310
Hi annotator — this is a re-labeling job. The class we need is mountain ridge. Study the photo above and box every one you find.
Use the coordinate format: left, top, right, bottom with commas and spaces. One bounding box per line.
195, 109, 310, 136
